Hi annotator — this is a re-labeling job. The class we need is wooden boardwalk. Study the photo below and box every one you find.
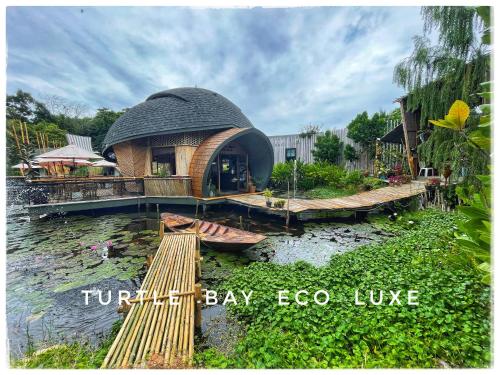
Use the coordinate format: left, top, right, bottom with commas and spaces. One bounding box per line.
227, 182, 426, 219
101, 232, 201, 369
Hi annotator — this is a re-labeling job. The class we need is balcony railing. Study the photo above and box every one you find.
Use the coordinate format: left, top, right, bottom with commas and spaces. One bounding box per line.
24, 177, 145, 205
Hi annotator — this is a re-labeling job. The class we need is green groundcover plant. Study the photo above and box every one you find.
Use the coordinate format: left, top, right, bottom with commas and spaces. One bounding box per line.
196, 210, 491, 368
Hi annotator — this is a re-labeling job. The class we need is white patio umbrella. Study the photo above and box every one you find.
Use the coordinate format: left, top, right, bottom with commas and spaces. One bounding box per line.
36, 144, 103, 161
91, 160, 117, 168
12, 162, 42, 169
36, 158, 93, 166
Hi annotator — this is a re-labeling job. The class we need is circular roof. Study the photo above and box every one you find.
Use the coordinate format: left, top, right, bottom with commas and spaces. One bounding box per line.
103, 87, 254, 152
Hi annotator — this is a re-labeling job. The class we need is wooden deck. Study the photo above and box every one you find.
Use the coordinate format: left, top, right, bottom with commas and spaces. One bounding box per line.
102, 232, 201, 369
227, 182, 426, 219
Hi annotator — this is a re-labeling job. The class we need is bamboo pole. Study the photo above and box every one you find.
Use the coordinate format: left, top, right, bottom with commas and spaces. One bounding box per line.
141, 235, 180, 361
11, 122, 21, 153
194, 283, 202, 329
19, 120, 25, 144
137, 236, 178, 363
161, 235, 188, 364
24, 122, 30, 144
159, 220, 164, 238
102, 233, 197, 368
105, 235, 170, 367
35, 131, 41, 150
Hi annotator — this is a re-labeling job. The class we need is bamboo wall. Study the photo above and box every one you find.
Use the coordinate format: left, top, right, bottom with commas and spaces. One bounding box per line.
114, 140, 148, 177
175, 146, 197, 176
144, 177, 192, 196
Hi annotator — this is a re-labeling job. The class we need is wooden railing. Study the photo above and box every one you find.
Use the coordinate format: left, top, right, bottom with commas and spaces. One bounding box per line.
25, 177, 144, 205
9, 176, 193, 206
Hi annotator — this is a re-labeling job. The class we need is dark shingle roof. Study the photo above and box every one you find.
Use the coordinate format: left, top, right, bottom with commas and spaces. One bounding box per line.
103, 87, 254, 151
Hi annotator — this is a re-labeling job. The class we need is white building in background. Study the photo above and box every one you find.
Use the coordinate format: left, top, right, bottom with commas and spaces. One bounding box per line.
268, 128, 372, 171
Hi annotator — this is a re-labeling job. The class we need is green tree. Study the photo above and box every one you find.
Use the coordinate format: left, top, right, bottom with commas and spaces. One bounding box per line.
388, 108, 402, 122
346, 111, 387, 165
87, 108, 124, 151
32, 121, 68, 147
394, 6, 491, 181
343, 144, 358, 163
7, 90, 52, 123
311, 130, 343, 164
394, 6, 490, 125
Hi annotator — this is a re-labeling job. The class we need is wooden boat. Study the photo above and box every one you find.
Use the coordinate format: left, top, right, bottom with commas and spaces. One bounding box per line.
161, 212, 266, 251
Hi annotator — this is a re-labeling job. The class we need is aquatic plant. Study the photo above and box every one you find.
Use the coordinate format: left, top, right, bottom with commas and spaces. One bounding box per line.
196, 210, 490, 368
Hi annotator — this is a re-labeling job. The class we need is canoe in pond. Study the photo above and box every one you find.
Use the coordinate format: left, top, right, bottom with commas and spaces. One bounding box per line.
161, 212, 267, 251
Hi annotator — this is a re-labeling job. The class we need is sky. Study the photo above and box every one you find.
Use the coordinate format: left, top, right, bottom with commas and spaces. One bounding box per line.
7, 6, 424, 135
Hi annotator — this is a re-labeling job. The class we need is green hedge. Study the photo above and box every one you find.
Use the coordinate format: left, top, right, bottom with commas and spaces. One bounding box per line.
271, 161, 378, 192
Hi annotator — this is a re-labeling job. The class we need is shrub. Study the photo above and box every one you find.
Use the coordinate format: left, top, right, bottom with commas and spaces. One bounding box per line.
341, 170, 364, 187
271, 161, 305, 189
273, 199, 286, 208
361, 177, 385, 191
301, 162, 346, 190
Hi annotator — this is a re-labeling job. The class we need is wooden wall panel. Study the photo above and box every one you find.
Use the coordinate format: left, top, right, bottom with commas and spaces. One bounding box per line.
144, 177, 192, 196
189, 128, 247, 197
114, 140, 148, 177
175, 145, 197, 176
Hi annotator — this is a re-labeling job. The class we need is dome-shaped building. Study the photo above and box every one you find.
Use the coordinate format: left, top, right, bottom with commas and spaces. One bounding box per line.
103, 87, 273, 197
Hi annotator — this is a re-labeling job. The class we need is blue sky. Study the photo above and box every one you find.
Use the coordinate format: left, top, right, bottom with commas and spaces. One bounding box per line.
7, 6, 423, 135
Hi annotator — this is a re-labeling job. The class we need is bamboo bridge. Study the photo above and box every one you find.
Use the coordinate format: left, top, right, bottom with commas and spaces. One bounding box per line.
101, 228, 202, 369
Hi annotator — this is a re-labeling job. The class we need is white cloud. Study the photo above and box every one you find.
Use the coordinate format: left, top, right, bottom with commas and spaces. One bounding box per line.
7, 6, 424, 135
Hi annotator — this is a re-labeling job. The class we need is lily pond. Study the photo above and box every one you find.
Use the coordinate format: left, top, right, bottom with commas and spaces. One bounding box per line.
6, 203, 392, 358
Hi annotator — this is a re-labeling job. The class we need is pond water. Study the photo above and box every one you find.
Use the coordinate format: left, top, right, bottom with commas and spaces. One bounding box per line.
6, 203, 391, 358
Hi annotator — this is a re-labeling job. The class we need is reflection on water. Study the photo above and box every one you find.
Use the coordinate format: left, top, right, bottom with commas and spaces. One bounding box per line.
6, 203, 389, 358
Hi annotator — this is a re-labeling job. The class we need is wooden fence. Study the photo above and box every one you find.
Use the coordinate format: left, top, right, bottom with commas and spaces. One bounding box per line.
268, 120, 402, 173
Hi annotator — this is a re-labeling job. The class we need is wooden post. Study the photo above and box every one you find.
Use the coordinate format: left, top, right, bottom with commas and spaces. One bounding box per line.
217, 154, 221, 193
156, 204, 159, 221
246, 154, 249, 191
239, 215, 243, 229
195, 199, 199, 219
236, 155, 240, 191
195, 219, 201, 280
145, 254, 154, 269
194, 283, 202, 329
286, 180, 290, 228
159, 220, 164, 238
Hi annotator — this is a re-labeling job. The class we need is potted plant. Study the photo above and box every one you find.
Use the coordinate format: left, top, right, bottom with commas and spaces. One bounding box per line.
274, 199, 286, 209
263, 188, 273, 207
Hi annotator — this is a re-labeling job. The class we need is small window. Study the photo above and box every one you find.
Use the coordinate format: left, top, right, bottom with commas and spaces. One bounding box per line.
151, 147, 176, 176
285, 148, 297, 162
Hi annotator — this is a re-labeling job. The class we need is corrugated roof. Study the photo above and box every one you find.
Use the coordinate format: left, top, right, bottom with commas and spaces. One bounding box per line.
103, 87, 254, 152
66, 133, 93, 152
